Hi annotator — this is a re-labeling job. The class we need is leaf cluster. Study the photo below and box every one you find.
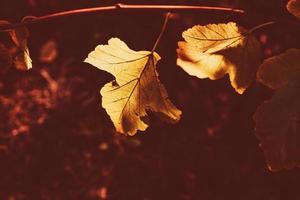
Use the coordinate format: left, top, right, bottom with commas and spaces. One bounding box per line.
0, 0, 300, 172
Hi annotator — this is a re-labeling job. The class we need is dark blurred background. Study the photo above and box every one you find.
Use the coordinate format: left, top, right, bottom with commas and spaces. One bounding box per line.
0, 0, 300, 199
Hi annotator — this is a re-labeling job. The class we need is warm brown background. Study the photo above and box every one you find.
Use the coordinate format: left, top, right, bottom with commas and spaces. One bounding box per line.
0, 0, 300, 199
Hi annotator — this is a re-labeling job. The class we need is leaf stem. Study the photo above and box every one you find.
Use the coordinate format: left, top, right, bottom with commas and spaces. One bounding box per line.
152, 12, 171, 52
0, 4, 244, 31
249, 21, 275, 33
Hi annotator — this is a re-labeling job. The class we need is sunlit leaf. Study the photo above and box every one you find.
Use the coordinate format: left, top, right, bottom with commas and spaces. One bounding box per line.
177, 22, 261, 94
257, 49, 300, 90
287, 0, 300, 19
9, 26, 32, 70
85, 38, 181, 135
253, 81, 300, 171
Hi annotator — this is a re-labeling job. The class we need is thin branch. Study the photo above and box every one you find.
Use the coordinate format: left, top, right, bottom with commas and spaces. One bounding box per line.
0, 3, 244, 31
152, 12, 171, 52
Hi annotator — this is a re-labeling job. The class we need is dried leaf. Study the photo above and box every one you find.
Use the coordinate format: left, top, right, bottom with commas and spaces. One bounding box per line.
177, 22, 261, 94
257, 49, 300, 90
287, 0, 300, 19
9, 26, 32, 70
253, 81, 300, 171
85, 38, 181, 135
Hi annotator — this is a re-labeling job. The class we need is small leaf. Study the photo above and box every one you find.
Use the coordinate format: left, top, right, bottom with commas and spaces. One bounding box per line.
257, 49, 300, 90
9, 26, 32, 70
253, 81, 300, 171
177, 22, 261, 94
287, 0, 300, 19
85, 38, 181, 135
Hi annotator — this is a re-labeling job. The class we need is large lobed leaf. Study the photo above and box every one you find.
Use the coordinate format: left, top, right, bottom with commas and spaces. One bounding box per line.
177, 22, 261, 94
85, 38, 181, 135
254, 81, 300, 171
257, 49, 300, 90
255, 49, 300, 171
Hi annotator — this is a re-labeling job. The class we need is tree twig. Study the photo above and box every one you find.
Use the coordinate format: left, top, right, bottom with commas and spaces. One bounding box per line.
152, 12, 171, 52
249, 21, 275, 33
0, 3, 244, 31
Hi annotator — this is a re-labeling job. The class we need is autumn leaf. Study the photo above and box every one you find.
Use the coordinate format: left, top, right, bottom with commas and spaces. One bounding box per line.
287, 0, 300, 19
85, 38, 181, 135
257, 49, 300, 90
9, 26, 32, 70
0, 20, 32, 70
177, 22, 261, 94
253, 81, 300, 171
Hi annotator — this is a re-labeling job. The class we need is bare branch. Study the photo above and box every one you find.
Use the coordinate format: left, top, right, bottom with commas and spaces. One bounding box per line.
0, 3, 244, 31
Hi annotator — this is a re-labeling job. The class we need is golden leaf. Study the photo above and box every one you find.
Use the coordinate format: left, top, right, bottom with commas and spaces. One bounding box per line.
287, 0, 300, 19
257, 49, 300, 90
9, 26, 32, 70
253, 81, 300, 171
85, 38, 181, 135
177, 22, 261, 94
